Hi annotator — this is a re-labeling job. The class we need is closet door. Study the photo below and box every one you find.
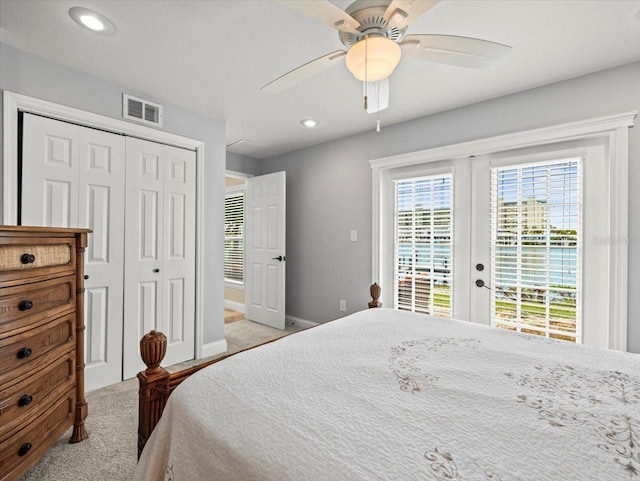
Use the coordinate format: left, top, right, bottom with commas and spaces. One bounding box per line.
122, 137, 196, 378
77, 128, 126, 390
162, 145, 196, 364
21, 114, 80, 227
21, 113, 126, 391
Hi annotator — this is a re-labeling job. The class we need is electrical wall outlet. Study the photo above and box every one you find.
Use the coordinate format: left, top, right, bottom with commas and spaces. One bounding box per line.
339, 299, 347, 312
350, 230, 357, 242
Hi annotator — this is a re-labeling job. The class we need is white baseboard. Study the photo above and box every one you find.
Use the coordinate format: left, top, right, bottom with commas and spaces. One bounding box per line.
224, 300, 245, 313
286, 315, 319, 330
199, 339, 228, 359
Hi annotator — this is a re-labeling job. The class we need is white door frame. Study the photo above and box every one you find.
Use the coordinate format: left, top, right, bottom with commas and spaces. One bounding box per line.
370, 111, 636, 351
2, 90, 207, 359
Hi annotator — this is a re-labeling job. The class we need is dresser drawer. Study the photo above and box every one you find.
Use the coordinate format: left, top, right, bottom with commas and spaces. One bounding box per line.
0, 352, 74, 441
0, 275, 75, 338
0, 390, 74, 481
0, 237, 76, 287
0, 314, 75, 387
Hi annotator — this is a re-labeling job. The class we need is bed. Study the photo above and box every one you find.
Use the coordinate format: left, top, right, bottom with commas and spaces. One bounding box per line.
133, 307, 640, 481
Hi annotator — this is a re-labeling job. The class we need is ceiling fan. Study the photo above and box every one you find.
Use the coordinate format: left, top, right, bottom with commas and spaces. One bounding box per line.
262, 0, 512, 113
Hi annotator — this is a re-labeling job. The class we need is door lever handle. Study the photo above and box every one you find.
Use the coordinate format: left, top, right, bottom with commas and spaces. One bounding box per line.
271, 256, 285, 262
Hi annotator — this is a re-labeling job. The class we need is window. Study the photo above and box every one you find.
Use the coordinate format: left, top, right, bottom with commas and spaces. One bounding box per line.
373, 112, 634, 350
224, 189, 244, 284
394, 175, 453, 317
491, 158, 581, 341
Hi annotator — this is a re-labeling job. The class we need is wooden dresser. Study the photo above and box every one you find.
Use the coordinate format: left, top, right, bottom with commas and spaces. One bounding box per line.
0, 226, 90, 481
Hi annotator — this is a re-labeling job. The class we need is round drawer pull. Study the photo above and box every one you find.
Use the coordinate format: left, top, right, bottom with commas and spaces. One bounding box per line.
18, 300, 34, 311
17, 347, 32, 359
18, 394, 33, 407
20, 253, 36, 264
18, 443, 32, 457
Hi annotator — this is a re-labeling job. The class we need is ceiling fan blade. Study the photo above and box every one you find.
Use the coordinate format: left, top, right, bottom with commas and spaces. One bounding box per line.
275, 0, 360, 34
383, 0, 440, 30
401, 34, 512, 68
261, 50, 346, 94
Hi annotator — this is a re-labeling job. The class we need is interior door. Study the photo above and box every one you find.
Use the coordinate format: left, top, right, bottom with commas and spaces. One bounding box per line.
122, 137, 196, 378
21, 113, 126, 391
245, 171, 286, 330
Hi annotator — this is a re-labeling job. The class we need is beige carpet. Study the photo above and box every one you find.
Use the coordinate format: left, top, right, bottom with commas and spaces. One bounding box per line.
18, 319, 304, 481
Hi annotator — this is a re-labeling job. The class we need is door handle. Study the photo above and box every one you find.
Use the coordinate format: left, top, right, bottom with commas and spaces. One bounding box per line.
153, 268, 160, 273
271, 256, 285, 262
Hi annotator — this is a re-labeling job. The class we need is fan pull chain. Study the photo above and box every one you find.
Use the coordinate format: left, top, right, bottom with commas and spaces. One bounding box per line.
363, 35, 368, 110
376, 79, 381, 132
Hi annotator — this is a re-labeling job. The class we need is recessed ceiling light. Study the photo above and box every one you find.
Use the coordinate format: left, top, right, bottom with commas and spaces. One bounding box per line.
300, 119, 319, 128
69, 7, 115, 34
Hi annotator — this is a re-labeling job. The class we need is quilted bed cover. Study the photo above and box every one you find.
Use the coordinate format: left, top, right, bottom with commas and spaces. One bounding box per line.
134, 309, 640, 481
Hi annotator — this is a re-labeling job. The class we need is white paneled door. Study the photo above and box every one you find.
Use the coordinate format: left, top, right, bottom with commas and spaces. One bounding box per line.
22, 114, 197, 387
122, 137, 196, 379
21, 113, 126, 391
245, 171, 286, 330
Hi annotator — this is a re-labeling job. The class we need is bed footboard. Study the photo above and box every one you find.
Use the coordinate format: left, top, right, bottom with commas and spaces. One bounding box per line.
137, 330, 283, 458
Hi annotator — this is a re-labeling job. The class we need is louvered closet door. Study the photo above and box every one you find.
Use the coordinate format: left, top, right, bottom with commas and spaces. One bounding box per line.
122, 137, 196, 379
21, 113, 126, 391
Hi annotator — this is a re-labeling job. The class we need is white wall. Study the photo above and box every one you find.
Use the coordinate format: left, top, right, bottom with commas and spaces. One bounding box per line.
261, 61, 640, 352
0, 42, 227, 345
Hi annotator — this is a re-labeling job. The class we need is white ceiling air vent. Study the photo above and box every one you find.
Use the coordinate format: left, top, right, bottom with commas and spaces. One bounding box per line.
123, 94, 163, 127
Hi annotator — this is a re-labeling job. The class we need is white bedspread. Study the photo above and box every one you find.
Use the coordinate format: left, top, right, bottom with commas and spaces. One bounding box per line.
134, 309, 640, 481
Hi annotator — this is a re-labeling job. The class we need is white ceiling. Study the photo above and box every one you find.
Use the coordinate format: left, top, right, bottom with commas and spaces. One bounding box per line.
1, 0, 640, 159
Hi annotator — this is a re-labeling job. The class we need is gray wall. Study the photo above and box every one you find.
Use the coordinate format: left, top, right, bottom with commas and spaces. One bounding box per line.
262, 61, 640, 352
0, 43, 227, 345
226, 151, 262, 176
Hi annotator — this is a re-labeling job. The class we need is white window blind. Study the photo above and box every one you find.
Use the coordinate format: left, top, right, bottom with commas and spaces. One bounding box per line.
490, 158, 582, 342
224, 190, 244, 284
394, 175, 453, 317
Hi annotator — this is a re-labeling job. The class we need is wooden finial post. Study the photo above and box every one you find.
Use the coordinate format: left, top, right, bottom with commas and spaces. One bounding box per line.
138, 330, 170, 458
368, 283, 382, 308
140, 330, 167, 373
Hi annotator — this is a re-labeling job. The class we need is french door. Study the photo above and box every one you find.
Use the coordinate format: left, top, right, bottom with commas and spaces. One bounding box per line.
382, 138, 612, 349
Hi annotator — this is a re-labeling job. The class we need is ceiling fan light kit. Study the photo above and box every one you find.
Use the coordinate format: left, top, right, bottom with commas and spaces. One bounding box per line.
267, 0, 512, 129
345, 36, 402, 81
